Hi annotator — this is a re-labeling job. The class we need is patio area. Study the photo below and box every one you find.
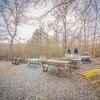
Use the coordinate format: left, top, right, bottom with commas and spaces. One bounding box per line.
0, 60, 100, 100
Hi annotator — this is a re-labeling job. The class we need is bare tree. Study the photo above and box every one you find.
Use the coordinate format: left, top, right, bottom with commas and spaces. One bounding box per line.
0, 0, 36, 57
91, 0, 98, 56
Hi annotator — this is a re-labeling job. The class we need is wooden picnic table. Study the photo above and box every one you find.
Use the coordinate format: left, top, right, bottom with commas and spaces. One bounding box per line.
12, 58, 26, 65
54, 58, 81, 68
41, 59, 80, 76
5, 57, 16, 61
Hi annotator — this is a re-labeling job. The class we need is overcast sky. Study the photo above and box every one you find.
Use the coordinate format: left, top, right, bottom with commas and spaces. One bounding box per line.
0, 0, 53, 43
17, 1, 54, 42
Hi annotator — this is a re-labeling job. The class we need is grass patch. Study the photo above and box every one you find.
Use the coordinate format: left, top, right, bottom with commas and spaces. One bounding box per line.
0, 66, 19, 73
81, 69, 100, 78
81, 69, 100, 84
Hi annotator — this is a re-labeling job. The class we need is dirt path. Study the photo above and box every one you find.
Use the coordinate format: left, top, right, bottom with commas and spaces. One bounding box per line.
0, 61, 100, 100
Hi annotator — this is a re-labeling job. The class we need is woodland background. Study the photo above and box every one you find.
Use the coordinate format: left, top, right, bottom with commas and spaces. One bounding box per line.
0, 0, 100, 59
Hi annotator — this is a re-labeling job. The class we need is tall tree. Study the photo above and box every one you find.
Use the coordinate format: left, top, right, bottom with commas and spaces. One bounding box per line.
0, 0, 35, 57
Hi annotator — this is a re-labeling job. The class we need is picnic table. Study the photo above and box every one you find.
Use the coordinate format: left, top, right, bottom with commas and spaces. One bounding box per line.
12, 58, 26, 65
41, 59, 80, 76
5, 57, 16, 61
81, 55, 91, 60
81, 55, 91, 63
54, 58, 81, 68
27, 59, 41, 66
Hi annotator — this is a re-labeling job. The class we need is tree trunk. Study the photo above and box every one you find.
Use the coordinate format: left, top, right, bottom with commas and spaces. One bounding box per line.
9, 38, 14, 57
92, 0, 97, 56
63, 15, 67, 54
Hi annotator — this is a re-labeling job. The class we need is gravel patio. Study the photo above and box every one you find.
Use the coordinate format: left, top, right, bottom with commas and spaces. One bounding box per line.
0, 60, 100, 100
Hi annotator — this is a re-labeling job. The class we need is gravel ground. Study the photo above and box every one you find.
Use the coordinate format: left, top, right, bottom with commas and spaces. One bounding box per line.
0, 60, 100, 100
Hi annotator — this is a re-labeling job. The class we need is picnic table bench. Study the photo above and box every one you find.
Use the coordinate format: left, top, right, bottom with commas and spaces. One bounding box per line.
41, 59, 80, 76
12, 58, 26, 65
